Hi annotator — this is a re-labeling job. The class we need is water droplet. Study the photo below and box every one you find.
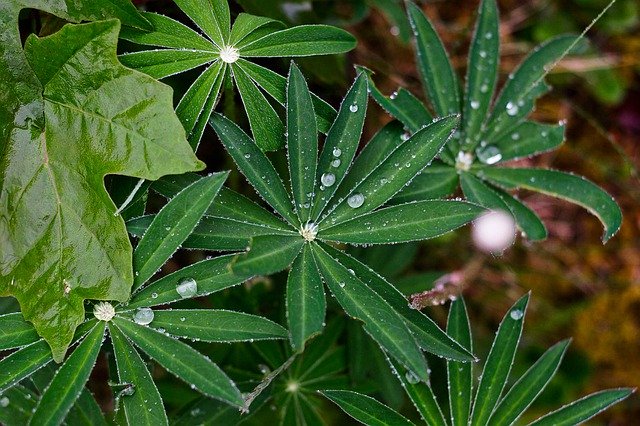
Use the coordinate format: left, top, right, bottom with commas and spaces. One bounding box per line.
485, 32, 493, 39
511, 133, 520, 140
390, 91, 398, 100
339, 282, 346, 288
510, 309, 524, 320
133, 308, 154, 325
347, 193, 365, 208
332, 147, 342, 157
0, 396, 10, 407
480, 84, 489, 93
151, 292, 158, 299
331, 159, 341, 167
176, 277, 198, 298
506, 102, 519, 116
476, 145, 502, 165
321, 173, 336, 187
244, 153, 251, 159
349, 104, 359, 113
405, 371, 420, 384
470, 100, 480, 110
479, 50, 487, 58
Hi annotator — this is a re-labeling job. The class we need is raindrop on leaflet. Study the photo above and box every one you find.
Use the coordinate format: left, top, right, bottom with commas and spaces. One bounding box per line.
133, 308, 154, 325
506, 102, 519, 116
405, 371, 420, 384
349, 104, 358, 113
244, 153, 251, 159
347, 193, 365, 208
333, 147, 342, 157
321, 173, 336, 187
510, 309, 524, 320
331, 159, 341, 168
470, 100, 480, 110
176, 277, 198, 298
0, 396, 9, 407
476, 145, 502, 165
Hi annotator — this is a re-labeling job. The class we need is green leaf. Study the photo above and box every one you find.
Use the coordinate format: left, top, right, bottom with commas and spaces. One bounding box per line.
287, 63, 318, 223
229, 235, 304, 276
239, 26, 356, 57
120, 11, 214, 50
461, 172, 511, 212
174, 0, 230, 48
287, 245, 326, 351
109, 324, 169, 426
65, 388, 107, 426
133, 173, 227, 290
150, 309, 287, 342
0, 340, 52, 393
312, 243, 429, 381
494, 187, 547, 241
447, 298, 474, 426
1, 20, 203, 362
230, 13, 286, 47
0, 385, 38, 426
30, 322, 105, 426
236, 59, 336, 133
368, 83, 432, 132
528, 388, 634, 426
119, 49, 218, 80
490, 339, 570, 426
320, 200, 483, 244
407, 2, 461, 116
127, 254, 251, 309
325, 116, 459, 225
492, 121, 565, 163
323, 245, 474, 362
311, 73, 369, 220
113, 316, 243, 407
209, 113, 298, 226
482, 168, 622, 242
461, 0, 499, 150
0, 313, 40, 350
484, 35, 585, 141
392, 165, 459, 204
321, 390, 413, 426
470, 293, 530, 426
233, 64, 285, 151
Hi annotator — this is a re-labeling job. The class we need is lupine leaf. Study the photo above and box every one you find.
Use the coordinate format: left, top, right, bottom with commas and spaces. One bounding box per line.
0, 313, 40, 350
65, 388, 107, 426
0, 340, 52, 393
489, 339, 570, 426
113, 317, 243, 407
493, 187, 547, 241
150, 309, 287, 342
118, 50, 218, 80
470, 293, 530, 426
461, 172, 511, 212
447, 298, 474, 426
321, 390, 413, 426
287, 245, 326, 351
229, 235, 305, 276
0, 385, 38, 426
30, 322, 105, 426
392, 165, 459, 204
1, 20, 203, 362
109, 324, 169, 426
173, 0, 230, 48
492, 121, 565, 163
320, 200, 483, 244
133, 173, 227, 290
230, 13, 286, 47
368, 83, 432, 132
482, 168, 622, 242
119, 12, 213, 50
239, 26, 356, 57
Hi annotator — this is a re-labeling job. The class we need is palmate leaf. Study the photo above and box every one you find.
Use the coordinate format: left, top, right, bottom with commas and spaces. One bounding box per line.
447, 298, 473, 426
0, 20, 203, 361
119, 0, 355, 149
322, 390, 413, 426
367, 2, 620, 243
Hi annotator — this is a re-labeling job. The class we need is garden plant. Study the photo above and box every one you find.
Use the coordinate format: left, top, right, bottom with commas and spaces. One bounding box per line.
0, 0, 635, 425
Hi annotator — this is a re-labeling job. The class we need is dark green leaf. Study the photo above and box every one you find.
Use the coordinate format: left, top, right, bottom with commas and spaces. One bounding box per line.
392, 165, 459, 204
0, 313, 40, 350
368, 82, 432, 132
321, 390, 413, 426
494, 188, 547, 241
447, 298, 473, 426
65, 388, 107, 426
174, 0, 230, 48
119, 50, 217, 80
229, 235, 304, 276
0, 340, 52, 393
230, 13, 286, 47
0, 385, 38, 426
240, 26, 356, 57
120, 11, 213, 50
492, 121, 565, 162
461, 172, 511, 212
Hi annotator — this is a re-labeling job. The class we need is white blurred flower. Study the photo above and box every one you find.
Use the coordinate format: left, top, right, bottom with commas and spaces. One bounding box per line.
473, 210, 516, 253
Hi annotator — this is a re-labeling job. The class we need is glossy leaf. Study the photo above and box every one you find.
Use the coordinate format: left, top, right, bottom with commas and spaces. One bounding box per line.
490, 339, 570, 426
113, 317, 243, 407
30, 322, 105, 426
312, 244, 429, 381
408, 2, 461, 116
447, 298, 473, 426
133, 173, 227, 290
119, 12, 213, 50
173, 0, 230, 48
230, 13, 286, 47
483, 168, 622, 242
368, 83, 432, 132
392, 165, 459, 204
150, 309, 287, 342
320, 200, 483, 244
0, 385, 38, 426
229, 235, 304, 276
239, 26, 356, 57
492, 121, 565, 163
0, 340, 52, 393
287, 245, 326, 351
322, 390, 413, 426
109, 324, 169, 426
287, 63, 318, 223
118, 49, 217, 80
0, 313, 40, 350
0, 20, 203, 361
470, 293, 530, 426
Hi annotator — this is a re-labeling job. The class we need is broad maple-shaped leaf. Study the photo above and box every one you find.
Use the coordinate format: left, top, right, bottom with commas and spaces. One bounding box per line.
0, 19, 204, 362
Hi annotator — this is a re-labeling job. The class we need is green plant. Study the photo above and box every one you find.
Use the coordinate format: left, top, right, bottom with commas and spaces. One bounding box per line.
366, 0, 622, 242
323, 295, 633, 425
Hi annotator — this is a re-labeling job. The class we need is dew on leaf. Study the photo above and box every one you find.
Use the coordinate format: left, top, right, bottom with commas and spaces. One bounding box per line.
333, 147, 342, 157
510, 309, 524, 320
0, 397, 9, 407
133, 308, 154, 325
321, 173, 336, 187
331, 159, 341, 167
476, 145, 502, 165
506, 102, 519, 116
347, 193, 365, 208
176, 277, 198, 298
405, 370, 420, 384
349, 104, 358, 113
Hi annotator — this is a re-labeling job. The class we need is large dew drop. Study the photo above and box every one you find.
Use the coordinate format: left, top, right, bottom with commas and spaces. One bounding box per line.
321, 173, 336, 187
510, 309, 524, 320
349, 104, 358, 113
133, 307, 154, 325
505, 101, 519, 116
405, 371, 420, 384
0, 397, 9, 408
332, 147, 342, 157
176, 277, 198, 298
476, 145, 502, 165
347, 193, 365, 208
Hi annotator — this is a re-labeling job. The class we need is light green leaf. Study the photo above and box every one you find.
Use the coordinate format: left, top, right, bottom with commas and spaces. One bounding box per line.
109, 324, 169, 426
470, 293, 530, 426
392, 165, 459, 204
113, 317, 243, 407
0, 313, 40, 350
461, 0, 499, 150
30, 322, 105, 426
229, 235, 304, 276
492, 121, 565, 163
447, 298, 473, 426
287, 245, 325, 351
1, 20, 203, 362
321, 390, 413, 426
490, 339, 570, 426
119, 49, 217, 80
209, 113, 298, 227
119, 12, 213, 50
407, 2, 461, 116
174, 0, 230, 48
230, 13, 286, 47
233, 64, 285, 151
320, 200, 483, 244
528, 389, 634, 426
127, 254, 251, 309
312, 243, 429, 381
482, 168, 622, 242
240, 26, 356, 57
150, 309, 287, 342
133, 172, 227, 290
287, 63, 318, 223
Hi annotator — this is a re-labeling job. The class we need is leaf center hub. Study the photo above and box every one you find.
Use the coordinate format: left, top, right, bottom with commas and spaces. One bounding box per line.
93, 302, 116, 322
219, 45, 240, 63
300, 222, 319, 242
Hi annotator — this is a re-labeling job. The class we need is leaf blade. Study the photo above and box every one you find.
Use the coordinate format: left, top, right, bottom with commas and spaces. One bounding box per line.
321, 390, 413, 426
